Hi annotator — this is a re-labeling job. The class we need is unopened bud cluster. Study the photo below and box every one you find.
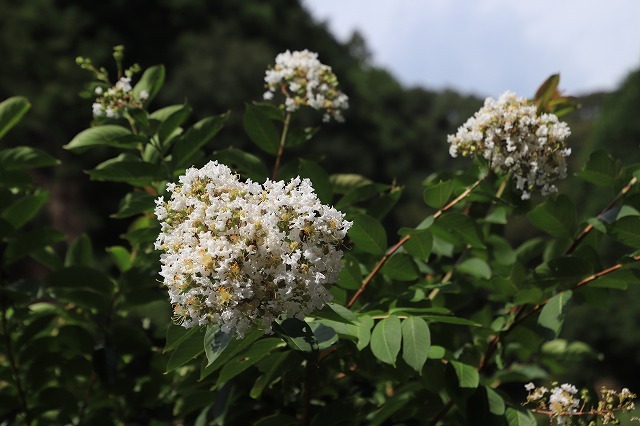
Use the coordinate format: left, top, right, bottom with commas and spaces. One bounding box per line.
77, 54, 147, 119
263, 50, 349, 122
448, 91, 571, 199
524, 382, 638, 425
154, 161, 351, 337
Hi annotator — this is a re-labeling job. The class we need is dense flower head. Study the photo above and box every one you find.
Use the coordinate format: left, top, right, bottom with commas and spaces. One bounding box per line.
263, 49, 349, 122
92, 77, 148, 119
154, 161, 351, 337
448, 91, 571, 199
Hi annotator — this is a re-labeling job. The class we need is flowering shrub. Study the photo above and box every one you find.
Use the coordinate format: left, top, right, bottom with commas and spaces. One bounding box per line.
3, 47, 640, 426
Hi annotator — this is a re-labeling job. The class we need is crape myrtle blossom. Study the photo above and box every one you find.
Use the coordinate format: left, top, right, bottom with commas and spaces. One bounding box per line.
448, 91, 571, 200
263, 49, 349, 122
154, 161, 351, 337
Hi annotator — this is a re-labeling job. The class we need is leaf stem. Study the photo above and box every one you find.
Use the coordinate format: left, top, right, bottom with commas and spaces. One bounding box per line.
347, 176, 485, 309
272, 112, 292, 180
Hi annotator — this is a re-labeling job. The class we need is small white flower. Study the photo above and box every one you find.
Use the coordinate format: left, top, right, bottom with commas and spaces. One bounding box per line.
94, 86, 103, 95
139, 90, 149, 101
525, 382, 535, 391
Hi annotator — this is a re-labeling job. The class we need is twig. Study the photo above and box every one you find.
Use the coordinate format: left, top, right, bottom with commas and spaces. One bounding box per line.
564, 176, 637, 255
272, 113, 292, 180
347, 177, 485, 308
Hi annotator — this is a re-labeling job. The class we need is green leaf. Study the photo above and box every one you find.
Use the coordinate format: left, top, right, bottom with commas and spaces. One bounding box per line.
401, 317, 430, 373
330, 173, 373, 194
423, 180, 453, 209
199, 329, 264, 379
527, 195, 576, 239
250, 351, 290, 399
132, 65, 165, 105
403, 231, 433, 260
314, 302, 357, 324
286, 126, 318, 147
1, 192, 48, 229
204, 326, 234, 367
609, 216, 640, 248
64, 125, 134, 153
505, 407, 536, 426
428, 345, 445, 359
336, 183, 389, 209
0, 147, 59, 170
337, 254, 362, 290
212, 147, 269, 182
88, 161, 164, 187
47, 266, 114, 296
370, 315, 401, 366
166, 326, 206, 372
4, 227, 65, 265
0, 96, 30, 140
436, 213, 486, 248
456, 258, 492, 279
273, 318, 318, 352
243, 103, 280, 154
538, 291, 572, 337
577, 150, 618, 186
254, 414, 298, 426
171, 113, 228, 169
349, 214, 387, 255
216, 338, 284, 386
450, 360, 479, 388
106, 246, 132, 272
381, 253, 419, 281
297, 159, 333, 204
112, 192, 156, 218
65, 234, 94, 267
155, 104, 191, 145
485, 386, 505, 415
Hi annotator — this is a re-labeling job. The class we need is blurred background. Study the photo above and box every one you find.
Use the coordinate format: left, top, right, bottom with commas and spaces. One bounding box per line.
2, 0, 640, 394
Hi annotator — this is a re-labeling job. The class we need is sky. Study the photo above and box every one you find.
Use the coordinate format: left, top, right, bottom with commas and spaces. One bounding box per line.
302, 0, 640, 98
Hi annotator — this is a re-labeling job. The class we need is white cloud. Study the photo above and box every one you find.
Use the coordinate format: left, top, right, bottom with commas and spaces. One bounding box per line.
302, 0, 640, 96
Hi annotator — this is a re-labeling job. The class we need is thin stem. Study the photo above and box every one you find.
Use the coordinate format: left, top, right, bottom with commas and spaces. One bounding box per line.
564, 176, 638, 255
272, 113, 292, 180
347, 176, 485, 309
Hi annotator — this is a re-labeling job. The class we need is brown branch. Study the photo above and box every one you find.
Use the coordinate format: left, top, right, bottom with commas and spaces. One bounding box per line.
347, 177, 485, 309
564, 176, 637, 255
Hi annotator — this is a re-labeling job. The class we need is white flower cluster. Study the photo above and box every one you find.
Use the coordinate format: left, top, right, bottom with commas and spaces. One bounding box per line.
263, 50, 349, 122
154, 161, 351, 337
524, 382, 638, 425
448, 91, 571, 199
92, 77, 148, 118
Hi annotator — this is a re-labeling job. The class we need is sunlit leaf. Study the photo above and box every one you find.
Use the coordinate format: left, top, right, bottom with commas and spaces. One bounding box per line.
370, 315, 401, 366
0, 96, 30, 140
401, 317, 430, 373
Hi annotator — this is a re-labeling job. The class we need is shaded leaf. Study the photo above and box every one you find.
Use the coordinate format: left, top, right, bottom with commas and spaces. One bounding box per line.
381, 253, 419, 281
527, 195, 576, 239
204, 326, 234, 367
1, 192, 48, 229
88, 161, 164, 187
212, 147, 269, 182
243, 103, 280, 154
538, 291, 572, 337
133, 64, 165, 105
456, 258, 492, 279
0, 147, 59, 170
64, 125, 134, 153
171, 113, 228, 169
423, 180, 453, 209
